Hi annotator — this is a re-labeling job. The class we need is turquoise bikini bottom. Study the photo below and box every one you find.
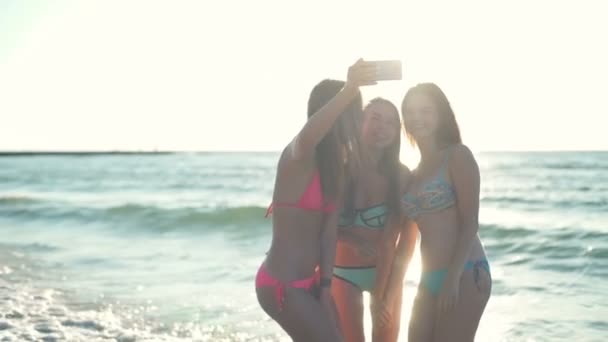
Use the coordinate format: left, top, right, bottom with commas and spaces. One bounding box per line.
333, 265, 376, 293
420, 259, 491, 296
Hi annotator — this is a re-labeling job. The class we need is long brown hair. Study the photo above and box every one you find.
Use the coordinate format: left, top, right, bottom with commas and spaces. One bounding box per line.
369, 98, 402, 217
343, 97, 402, 219
401, 83, 462, 147
307, 79, 363, 202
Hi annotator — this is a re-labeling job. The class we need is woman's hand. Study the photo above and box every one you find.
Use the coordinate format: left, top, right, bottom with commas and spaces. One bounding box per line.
320, 288, 343, 337
437, 273, 460, 315
345, 59, 377, 89
371, 296, 393, 328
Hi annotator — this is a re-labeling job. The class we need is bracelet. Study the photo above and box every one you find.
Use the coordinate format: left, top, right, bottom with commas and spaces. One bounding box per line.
320, 277, 332, 288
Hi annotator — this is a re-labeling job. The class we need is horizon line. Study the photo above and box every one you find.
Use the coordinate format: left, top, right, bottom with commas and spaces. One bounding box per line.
1, 149, 607, 156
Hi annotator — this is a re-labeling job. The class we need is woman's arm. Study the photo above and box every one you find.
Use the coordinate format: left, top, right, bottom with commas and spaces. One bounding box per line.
382, 220, 417, 304
445, 145, 480, 282
373, 164, 413, 300
370, 218, 415, 329
371, 222, 400, 301
437, 144, 481, 313
319, 209, 341, 332
320, 209, 340, 283
290, 60, 375, 162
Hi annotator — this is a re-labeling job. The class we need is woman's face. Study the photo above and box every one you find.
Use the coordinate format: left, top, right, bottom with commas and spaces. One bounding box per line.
402, 92, 440, 142
361, 102, 400, 150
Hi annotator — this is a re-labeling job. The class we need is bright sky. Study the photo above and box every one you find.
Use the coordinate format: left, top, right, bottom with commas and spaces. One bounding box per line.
1, 0, 607, 152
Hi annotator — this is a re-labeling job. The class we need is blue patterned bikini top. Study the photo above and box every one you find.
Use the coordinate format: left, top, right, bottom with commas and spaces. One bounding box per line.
402, 150, 456, 220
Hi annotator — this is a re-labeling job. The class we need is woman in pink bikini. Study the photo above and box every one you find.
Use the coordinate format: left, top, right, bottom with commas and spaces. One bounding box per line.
255, 59, 377, 341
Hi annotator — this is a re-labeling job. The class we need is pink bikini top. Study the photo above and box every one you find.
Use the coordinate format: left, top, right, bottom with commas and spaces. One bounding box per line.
265, 170, 336, 217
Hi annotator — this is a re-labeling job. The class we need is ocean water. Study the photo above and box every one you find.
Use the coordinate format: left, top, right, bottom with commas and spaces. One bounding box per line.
0, 151, 607, 341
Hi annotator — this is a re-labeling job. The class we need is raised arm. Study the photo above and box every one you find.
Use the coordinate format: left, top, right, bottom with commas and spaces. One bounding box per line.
290, 59, 376, 162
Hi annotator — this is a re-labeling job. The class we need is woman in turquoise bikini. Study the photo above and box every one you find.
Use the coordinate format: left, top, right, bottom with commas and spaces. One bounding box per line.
332, 98, 417, 342
401, 83, 491, 342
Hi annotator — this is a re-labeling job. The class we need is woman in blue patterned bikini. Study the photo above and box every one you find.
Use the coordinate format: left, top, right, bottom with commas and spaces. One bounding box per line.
332, 98, 417, 342
401, 83, 491, 342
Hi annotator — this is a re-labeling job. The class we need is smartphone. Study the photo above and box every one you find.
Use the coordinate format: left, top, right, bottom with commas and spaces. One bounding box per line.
367, 60, 402, 81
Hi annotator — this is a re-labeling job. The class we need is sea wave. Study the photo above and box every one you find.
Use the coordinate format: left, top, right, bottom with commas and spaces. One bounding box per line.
0, 200, 269, 234
0, 195, 42, 205
481, 195, 608, 210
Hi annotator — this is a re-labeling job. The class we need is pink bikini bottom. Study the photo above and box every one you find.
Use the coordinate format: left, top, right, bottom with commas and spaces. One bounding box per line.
255, 263, 319, 311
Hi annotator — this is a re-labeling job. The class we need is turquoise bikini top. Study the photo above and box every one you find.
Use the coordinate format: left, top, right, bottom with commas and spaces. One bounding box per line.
402, 150, 456, 220
339, 202, 388, 230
